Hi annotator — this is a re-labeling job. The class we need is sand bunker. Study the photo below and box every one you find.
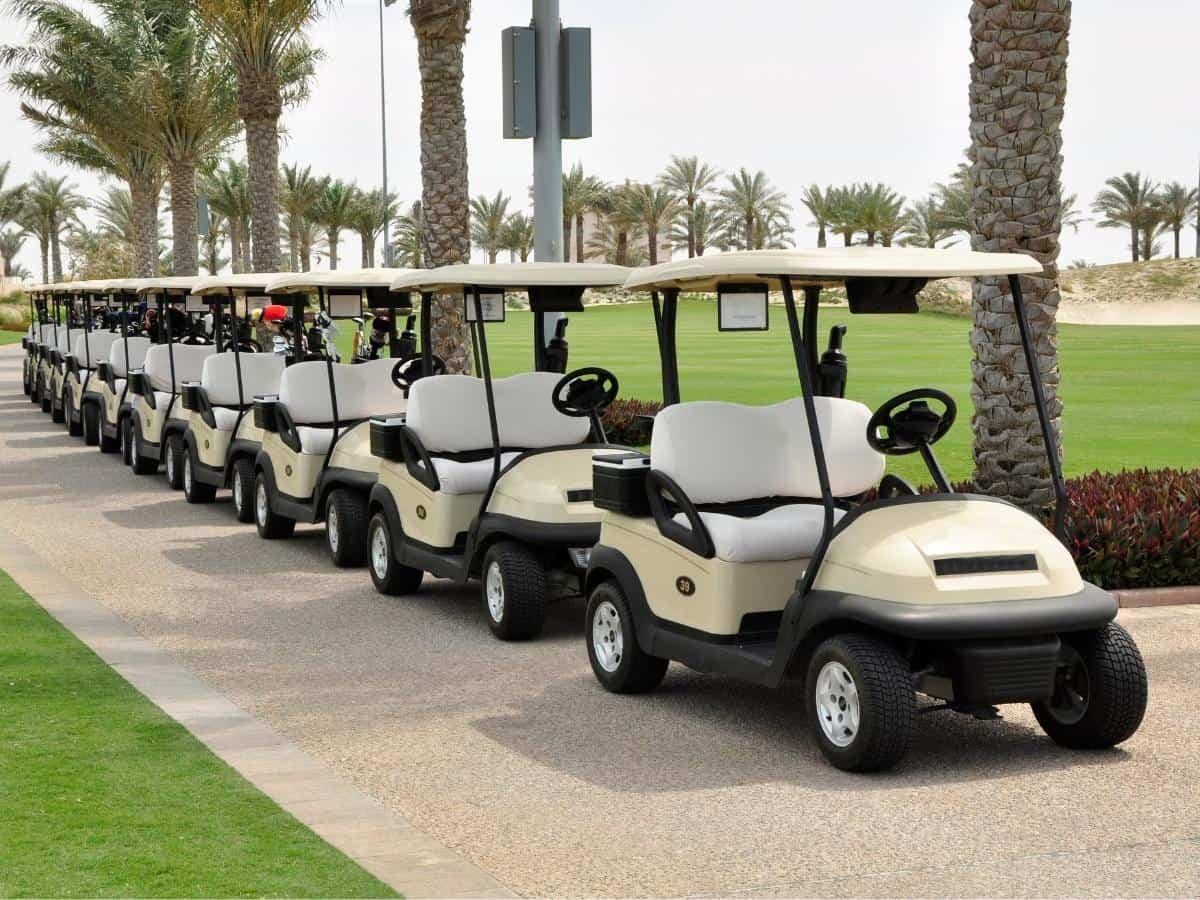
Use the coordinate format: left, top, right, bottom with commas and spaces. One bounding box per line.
1058, 301, 1200, 326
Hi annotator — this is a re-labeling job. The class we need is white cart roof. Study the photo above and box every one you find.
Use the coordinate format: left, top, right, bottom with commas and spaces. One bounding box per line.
137, 276, 207, 295
391, 262, 631, 294
622, 247, 1043, 292
264, 268, 417, 294
190, 273, 287, 296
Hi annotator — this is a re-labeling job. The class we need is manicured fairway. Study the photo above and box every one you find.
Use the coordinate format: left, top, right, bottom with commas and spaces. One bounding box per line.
483, 302, 1200, 484
0, 329, 24, 345
0, 569, 397, 898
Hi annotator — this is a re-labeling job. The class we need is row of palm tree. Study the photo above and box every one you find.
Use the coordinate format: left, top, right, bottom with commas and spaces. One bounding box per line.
1092, 171, 1198, 262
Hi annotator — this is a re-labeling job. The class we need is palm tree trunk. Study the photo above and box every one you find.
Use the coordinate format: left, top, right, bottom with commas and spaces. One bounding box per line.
328, 228, 339, 270
361, 233, 374, 267
842, 231, 852, 247
50, 219, 63, 282
240, 225, 251, 272
1173, 226, 1181, 259
488, 248, 497, 264
168, 160, 199, 276
968, 0, 1068, 511
616, 229, 628, 267
745, 213, 754, 251
817, 223, 827, 248
129, 176, 160, 278
413, 9, 472, 374
575, 212, 586, 263
238, 67, 283, 273
687, 198, 697, 258
647, 225, 658, 266
228, 219, 243, 274
288, 226, 300, 272
300, 238, 311, 273
1129, 223, 1138, 263
38, 237, 48, 284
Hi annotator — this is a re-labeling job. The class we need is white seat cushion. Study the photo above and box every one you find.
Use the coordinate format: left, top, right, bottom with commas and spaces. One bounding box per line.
652, 397, 884, 504
212, 407, 243, 431
673, 504, 846, 563
431, 452, 521, 495
201, 352, 285, 405
113, 377, 127, 398
144, 343, 215, 392
72, 332, 119, 369
108, 337, 152, 377
295, 426, 335, 455
279, 358, 401, 424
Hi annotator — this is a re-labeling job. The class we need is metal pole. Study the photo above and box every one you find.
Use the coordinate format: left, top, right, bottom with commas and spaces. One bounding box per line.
532, 0, 563, 343
378, 0, 392, 267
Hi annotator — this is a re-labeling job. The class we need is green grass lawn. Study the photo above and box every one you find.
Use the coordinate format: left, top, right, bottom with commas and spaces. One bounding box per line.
0, 329, 25, 345
0, 569, 397, 898
481, 302, 1200, 485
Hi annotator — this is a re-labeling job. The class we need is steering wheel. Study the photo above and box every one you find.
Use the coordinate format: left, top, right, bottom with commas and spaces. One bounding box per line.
552, 367, 619, 418
391, 353, 446, 393
866, 388, 957, 455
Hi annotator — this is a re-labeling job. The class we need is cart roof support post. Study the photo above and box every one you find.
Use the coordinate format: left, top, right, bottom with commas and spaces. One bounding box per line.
420, 292, 433, 374
802, 285, 821, 390
658, 288, 680, 406
225, 288, 246, 407
779, 277, 837, 599
470, 285, 503, 489
1007, 273, 1069, 544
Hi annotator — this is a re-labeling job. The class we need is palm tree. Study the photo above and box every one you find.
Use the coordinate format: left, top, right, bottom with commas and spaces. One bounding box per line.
623, 182, 679, 266
4, 0, 164, 275
25, 173, 84, 282
200, 210, 229, 274
392, 201, 425, 268
295, 215, 321, 272
825, 185, 859, 247
716, 168, 790, 252
192, 0, 324, 272
670, 198, 721, 257
1155, 181, 1198, 260
94, 185, 166, 269
469, 190, 510, 263
852, 183, 905, 246
799, 184, 835, 248
586, 217, 647, 267
1092, 172, 1157, 263
0, 162, 27, 229
659, 155, 720, 258
408, 0, 472, 372
312, 179, 358, 270
968, 0, 1069, 510
1060, 192, 1084, 233
350, 188, 397, 267
502, 211, 534, 262
131, 3, 239, 275
0, 229, 25, 277
202, 158, 251, 272
279, 162, 322, 271
900, 196, 957, 248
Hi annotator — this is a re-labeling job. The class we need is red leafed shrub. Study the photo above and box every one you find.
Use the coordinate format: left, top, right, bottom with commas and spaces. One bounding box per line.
1055, 468, 1200, 590
601, 397, 660, 446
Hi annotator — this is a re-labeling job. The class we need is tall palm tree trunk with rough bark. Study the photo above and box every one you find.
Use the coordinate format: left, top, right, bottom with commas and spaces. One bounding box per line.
409, 0, 472, 373
169, 161, 199, 276
130, 176, 160, 277
968, 0, 1068, 511
50, 222, 63, 282
240, 80, 283, 272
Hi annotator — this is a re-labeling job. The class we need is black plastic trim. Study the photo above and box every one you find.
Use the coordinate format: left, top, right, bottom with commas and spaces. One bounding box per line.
644, 469, 715, 559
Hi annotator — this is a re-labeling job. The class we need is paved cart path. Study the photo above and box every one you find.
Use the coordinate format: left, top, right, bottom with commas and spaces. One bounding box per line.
3, 346, 1199, 898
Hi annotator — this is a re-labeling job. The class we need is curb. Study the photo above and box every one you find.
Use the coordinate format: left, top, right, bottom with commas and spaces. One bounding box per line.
1116, 586, 1200, 609
0, 529, 515, 900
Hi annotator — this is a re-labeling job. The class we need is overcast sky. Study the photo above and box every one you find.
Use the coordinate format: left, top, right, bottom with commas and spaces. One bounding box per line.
2, 0, 1198, 279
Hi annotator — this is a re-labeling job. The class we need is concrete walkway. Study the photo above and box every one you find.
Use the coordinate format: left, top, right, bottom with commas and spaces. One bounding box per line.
3, 344, 1200, 898
0, 529, 513, 899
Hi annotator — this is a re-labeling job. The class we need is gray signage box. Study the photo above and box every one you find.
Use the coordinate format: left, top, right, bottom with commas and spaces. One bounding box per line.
560, 27, 592, 139
502, 26, 536, 139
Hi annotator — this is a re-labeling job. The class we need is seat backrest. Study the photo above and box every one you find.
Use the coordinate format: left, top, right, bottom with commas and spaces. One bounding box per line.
38, 324, 56, 346
278, 357, 400, 425
108, 337, 152, 376
72, 332, 119, 368
406, 371, 589, 453
56, 328, 73, 354
143, 343, 216, 392
650, 397, 884, 504
201, 352, 285, 406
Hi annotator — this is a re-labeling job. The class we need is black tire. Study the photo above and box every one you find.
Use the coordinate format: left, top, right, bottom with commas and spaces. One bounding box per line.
182, 449, 216, 503
120, 417, 134, 465
367, 512, 423, 595
325, 488, 368, 567
129, 421, 158, 475
40, 376, 51, 412
83, 402, 100, 446
51, 387, 64, 423
1032, 623, 1148, 750
30, 372, 40, 403
230, 457, 255, 523
65, 392, 82, 436
253, 471, 295, 539
22, 365, 31, 396
481, 541, 548, 641
164, 433, 185, 489
586, 580, 669, 693
805, 633, 915, 773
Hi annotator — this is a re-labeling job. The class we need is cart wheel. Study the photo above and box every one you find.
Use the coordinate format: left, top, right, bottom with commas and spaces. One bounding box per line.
22, 366, 31, 396
83, 403, 100, 446
586, 580, 668, 693
164, 434, 185, 489
326, 489, 368, 567
120, 418, 134, 465
130, 422, 158, 475
481, 542, 547, 641
30, 374, 40, 403
254, 472, 295, 539
183, 451, 216, 504
367, 512, 423, 595
66, 395, 82, 437
51, 388, 65, 423
805, 634, 914, 772
231, 458, 255, 523
1032, 623, 1147, 749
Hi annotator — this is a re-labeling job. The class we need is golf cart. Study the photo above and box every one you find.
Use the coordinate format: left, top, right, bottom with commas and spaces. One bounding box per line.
177, 273, 287, 514
60, 281, 120, 440
44, 283, 77, 422
582, 247, 1148, 772
248, 269, 416, 565
365, 263, 630, 640
93, 281, 152, 455
21, 284, 47, 401
126, 278, 216, 479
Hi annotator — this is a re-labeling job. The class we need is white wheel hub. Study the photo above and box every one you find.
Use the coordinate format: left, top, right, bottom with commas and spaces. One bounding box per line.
233, 473, 243, 510
327, 505, 340, 553
183, 454, 192, 493
255, 481, 268, 526
485, 561, 505, 623
166, 446, 175, 481
592, 600, 623, 673
816, 661, 861, 748
371, 525, 389, 578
